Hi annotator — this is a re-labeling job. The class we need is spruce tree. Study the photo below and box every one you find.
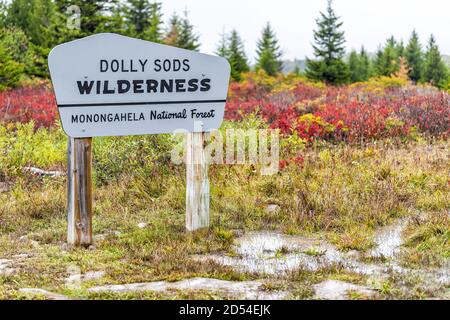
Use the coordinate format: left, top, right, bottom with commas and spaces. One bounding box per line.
177, 10, 200, 51
255, 22, 282, 76
215, 31, 228, 57
164, 13, 181, 47
143, 2, 163, 42
348, 50, 361, 82
227, 30, 249, 81
405, 30, 423, 82
375, 36, 400, 76
124, 0, 151, 35
165, 11, 199, 50
423, 35, 448, 89
305, 0, 349, 85
359, 46, 372, 81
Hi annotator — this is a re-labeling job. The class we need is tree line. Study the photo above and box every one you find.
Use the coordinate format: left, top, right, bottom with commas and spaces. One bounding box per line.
0, 0, 448, 90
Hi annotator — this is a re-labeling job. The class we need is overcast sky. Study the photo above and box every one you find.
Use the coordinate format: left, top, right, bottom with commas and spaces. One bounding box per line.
158, 0, 450, 62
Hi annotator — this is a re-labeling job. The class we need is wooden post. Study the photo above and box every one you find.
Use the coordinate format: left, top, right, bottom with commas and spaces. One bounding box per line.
67, 137, 93, 247
186, 132, 209, 231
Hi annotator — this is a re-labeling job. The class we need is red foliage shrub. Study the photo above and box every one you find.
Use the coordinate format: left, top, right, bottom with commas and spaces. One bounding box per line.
0, 84, 57, 129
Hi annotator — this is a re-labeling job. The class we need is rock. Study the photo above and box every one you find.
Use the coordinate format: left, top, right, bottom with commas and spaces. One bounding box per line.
0, 181, 10, 193
313, 280, 377, 300
23, 167, 64, 178
265, 204, 280, 214
137, 222, 148, 229
89, 277, 288, 300
0, 259, 15, 275
65, 270, 106, 286
19, 288, 70, 300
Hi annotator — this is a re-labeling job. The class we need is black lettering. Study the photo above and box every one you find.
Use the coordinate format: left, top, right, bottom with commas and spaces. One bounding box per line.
160, 79, 173, 93
173, 59, 181, 71
175, 79, 186, 92
100, 60, 108, 72
188, 79, 198, 92
111, 60, 119, 72
96, 80, 101, 94
139, 59, 148, 72
117, 80, 131, 94
200, 78, 211, 91
163, 59, 171, 72
77, 81, 94, 95
121, 60, 129, 72
71, 115, 78, 123
182, 59, 190, 71
133, 80, 144, 93
146, 79, 158, 93
130, 60, 137, 72
103, 81, 115, 94
154, 59, 162, 72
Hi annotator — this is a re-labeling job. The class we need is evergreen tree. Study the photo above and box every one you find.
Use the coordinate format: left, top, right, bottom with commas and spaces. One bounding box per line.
0, 40, 24, 90
359, 46, 372, 81
215, 31, 228, 57
405, 30, 423, 82
164, 11, 199, 50
375, 36, 400, 76
227, 30, 249, 81
54, 0, 118, 36
348, 50, 360, 82
124, 0, 151, 35
305, 0, 349, 85
143, 2, 163, 42
164, 13, 181, 47
423, 35, 448, 89
177, 10, 200, 51
255, 22, 282, 76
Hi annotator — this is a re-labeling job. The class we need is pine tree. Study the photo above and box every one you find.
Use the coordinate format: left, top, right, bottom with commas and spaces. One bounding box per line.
305, 0, 349, 85
227, 30, 249, 81
143, 2, 163, 42
255, 22, 282, 76
405, 30, 423, 82
423, 35, 448, 89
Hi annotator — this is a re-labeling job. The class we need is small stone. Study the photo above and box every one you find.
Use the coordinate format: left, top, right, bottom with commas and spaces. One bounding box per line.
88, 245, 96, 250
313, 280, 377, 300
137, 223, 148, 229
265, 204, 280, 214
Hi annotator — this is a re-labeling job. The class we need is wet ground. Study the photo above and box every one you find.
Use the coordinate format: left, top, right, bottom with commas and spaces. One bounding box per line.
11, 218, 450, 300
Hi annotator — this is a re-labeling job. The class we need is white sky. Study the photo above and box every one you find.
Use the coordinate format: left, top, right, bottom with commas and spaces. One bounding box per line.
158, 0, 450, 62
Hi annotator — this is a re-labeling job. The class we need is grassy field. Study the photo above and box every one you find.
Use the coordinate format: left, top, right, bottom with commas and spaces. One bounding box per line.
0, 119, 448, 299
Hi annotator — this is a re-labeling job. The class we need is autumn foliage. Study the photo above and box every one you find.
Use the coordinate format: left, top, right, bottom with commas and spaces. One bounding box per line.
0, 73, 449, 144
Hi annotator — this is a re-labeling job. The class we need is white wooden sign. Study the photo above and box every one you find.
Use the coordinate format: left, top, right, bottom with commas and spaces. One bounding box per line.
48, 33, 230, 137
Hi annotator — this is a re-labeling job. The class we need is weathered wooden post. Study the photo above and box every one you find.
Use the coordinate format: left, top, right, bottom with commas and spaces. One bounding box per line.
186, 132, 209, 231
67, 137, 93, 247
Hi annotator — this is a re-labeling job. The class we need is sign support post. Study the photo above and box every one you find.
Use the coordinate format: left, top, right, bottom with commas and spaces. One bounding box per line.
186, 132, 210, 231
67, 137, 93, 247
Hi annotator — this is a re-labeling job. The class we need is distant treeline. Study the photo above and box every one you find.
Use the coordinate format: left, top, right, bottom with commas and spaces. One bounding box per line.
0, 0, 448, 90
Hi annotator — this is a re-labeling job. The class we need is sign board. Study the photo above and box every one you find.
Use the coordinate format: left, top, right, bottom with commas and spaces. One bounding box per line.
48, 33, 230, 137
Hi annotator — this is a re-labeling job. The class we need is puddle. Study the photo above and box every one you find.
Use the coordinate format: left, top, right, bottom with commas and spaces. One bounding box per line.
195, 224, 450, 287
370, 219, 407, 259
89, 277, 289, 300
